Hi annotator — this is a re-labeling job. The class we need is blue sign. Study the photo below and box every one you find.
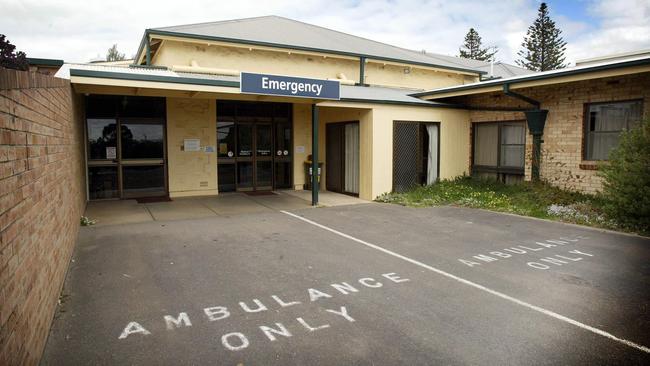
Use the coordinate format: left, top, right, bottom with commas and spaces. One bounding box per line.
240, 72, 340, 100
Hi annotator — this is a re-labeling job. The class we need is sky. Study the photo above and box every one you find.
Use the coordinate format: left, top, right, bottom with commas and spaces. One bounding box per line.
2, 0, 649, 65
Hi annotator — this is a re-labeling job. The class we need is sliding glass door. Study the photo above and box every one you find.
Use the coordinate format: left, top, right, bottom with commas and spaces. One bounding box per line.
86, 95, 167, 200
217, 101, 293, 192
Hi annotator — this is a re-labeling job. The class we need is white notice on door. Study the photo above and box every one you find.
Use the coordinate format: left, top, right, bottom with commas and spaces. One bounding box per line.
295, 146, 305, 154
106, 146, 116, 159
184, 139, 201, 152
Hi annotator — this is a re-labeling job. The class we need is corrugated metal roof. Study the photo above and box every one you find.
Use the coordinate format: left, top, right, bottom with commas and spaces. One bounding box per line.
149, 16, 493, 75
57, 63, 240, 82
472, 62, 534, 78
340, 85, 439, 105
412, 54, 650, 97
59, 64, 450, 107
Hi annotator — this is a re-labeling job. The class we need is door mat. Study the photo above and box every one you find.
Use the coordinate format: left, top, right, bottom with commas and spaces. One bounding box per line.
243, 191, 276, 196
136, 196, 172, 203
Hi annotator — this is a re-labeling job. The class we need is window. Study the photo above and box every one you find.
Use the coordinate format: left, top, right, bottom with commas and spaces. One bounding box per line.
584, 100, 643, 160
472, 121, 525, 183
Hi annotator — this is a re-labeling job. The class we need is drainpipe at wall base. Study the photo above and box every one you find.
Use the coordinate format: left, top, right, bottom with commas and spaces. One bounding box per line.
524, 109, 549, 181
503, 84, 548, 181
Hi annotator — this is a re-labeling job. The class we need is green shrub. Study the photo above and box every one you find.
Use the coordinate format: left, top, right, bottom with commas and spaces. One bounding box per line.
598, 118, 650, 232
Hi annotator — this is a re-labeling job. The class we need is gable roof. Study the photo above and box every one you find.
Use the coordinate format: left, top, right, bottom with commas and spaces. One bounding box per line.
142, 15, 488, 75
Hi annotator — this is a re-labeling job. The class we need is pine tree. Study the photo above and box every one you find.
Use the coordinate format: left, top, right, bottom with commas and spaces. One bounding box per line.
106, 44, 126, 62
516, 2, 567, 71
0, 34, 29, 71
458, 28, 497, 61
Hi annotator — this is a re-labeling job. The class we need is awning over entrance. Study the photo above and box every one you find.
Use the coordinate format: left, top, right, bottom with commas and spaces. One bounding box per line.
59, 63, 449, 205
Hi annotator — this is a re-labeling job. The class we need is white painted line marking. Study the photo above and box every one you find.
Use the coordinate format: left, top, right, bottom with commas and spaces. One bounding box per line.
280, 210, 650, 354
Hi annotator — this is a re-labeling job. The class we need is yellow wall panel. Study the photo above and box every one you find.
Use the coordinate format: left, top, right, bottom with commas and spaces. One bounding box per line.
153, 40, 477, 90
317, 107, 373, 199
364, 62, 473, 90
155, 40, 360, 82
292, 103, 312, 190
166, 97, 217, 197
369, 105, 470, 198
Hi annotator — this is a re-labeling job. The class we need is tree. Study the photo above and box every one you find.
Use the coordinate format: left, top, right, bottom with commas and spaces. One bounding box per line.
516, 2, 567, 71
106, 44, 126, 62
458, 28, 497, 61
598, 118, 650, 233
0, 34, 28, 71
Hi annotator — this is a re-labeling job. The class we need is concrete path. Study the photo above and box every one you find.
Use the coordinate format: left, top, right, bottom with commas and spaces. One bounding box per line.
42, 203, 650, 365
84, 191, 363, 227
282, 189, 366, 206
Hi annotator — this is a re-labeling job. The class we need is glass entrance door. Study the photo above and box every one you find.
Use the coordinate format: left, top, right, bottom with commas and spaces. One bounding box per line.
217, 101, 292, 192
233, 122, 273, 191
255, 123, 273, 190
119, 118, 166, 198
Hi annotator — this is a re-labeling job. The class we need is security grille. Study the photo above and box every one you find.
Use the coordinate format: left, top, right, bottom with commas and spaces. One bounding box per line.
393, 122, 421, 193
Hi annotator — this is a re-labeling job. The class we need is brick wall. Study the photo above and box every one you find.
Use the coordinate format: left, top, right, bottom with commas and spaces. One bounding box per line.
0, 68, 85, 365
457, 72, 650, 193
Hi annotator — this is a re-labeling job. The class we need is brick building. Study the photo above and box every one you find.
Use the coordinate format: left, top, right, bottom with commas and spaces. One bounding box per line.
0, 68, 85, 365
1, 16, 649, 365
415, 54, 650, 194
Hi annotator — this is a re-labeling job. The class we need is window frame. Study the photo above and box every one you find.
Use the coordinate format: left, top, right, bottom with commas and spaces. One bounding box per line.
582, 99, 644, 161
471, 120, 526, 177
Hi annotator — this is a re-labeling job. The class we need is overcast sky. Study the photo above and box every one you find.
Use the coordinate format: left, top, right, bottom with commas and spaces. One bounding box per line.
2, 0, 649, 65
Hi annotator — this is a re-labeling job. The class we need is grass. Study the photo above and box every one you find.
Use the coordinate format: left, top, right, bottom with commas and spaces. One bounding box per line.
375, 176, 645, 235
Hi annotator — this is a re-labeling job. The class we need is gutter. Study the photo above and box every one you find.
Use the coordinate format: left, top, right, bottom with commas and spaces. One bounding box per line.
502, 83, 539, 109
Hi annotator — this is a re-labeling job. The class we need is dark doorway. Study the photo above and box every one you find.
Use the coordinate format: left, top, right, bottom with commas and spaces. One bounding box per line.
85, 95, 167, 200
217, 101, 292, 192
326, 121, 360, 196
393, 121, 439, 193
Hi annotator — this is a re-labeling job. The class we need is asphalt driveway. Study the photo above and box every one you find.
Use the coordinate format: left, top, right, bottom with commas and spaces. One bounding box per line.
41, 203, 650, 365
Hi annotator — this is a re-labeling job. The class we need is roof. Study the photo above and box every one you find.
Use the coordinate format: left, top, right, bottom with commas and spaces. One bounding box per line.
416, 53, 533, 78
58, 64, 240, 87
576, 49, 650, 66
411, 55, 650, 98
143, 15, 487, 75
57, 63, 455, 108
473, 62, 534, 78
339, 85, 454, 107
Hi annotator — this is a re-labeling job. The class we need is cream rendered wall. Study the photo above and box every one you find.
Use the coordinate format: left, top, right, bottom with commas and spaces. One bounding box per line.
297, 103, 469, 200
364, 62, 472, 90
155, 40, 359, 82
166, 97, 218, 197
292, 103, 312, 190
369, 105, 470, 198
317, 107, 373, 200
152, 40, 478, 89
